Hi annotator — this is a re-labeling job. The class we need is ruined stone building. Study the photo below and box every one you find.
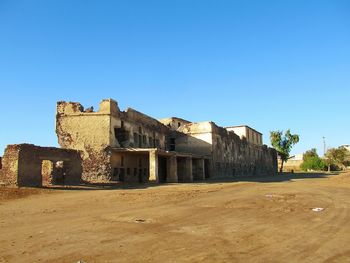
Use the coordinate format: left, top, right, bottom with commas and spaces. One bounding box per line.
0, 98, 277, 187
0, 144, 82, 187
56, 99, 277, 183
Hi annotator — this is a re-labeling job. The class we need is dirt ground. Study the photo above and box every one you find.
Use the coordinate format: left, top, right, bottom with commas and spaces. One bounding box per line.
1, 172, 350, 263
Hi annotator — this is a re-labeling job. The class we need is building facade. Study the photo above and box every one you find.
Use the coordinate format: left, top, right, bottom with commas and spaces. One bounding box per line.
56, 99, 277, 183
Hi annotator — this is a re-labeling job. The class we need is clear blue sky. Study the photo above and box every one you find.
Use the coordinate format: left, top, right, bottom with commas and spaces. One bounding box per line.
0, 0, 349, 156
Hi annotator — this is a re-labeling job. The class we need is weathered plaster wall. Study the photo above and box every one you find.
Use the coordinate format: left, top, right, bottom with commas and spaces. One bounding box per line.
175, 122, 213, 156
56, 100, 116, 181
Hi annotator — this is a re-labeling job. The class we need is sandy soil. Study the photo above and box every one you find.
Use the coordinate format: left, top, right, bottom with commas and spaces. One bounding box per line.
1, 172, 350, 263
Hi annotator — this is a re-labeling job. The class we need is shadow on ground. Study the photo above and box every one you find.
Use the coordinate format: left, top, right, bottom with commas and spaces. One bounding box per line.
203, 172, 339, 184
37, 172, 340, 191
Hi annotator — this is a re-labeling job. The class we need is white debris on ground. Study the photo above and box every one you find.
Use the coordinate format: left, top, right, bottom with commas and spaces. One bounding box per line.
312, 207, 325, 212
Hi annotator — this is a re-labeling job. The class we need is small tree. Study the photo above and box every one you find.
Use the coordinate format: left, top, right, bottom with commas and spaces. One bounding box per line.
270, 129, 300, 172
300, 148, 326, 171
325, 146, 350, 171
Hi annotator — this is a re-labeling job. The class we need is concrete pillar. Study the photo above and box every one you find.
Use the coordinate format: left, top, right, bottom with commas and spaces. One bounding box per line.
167, 155, 178, 183
149, 150, 158, 182
184, 157, 193, 182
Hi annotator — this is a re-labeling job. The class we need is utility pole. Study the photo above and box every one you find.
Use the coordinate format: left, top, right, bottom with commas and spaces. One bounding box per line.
322, 136, 326, 156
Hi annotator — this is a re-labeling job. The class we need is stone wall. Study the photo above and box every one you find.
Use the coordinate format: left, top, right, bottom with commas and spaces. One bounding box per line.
1, 145, 20, 185
0, 144, 82, 187
212, 124, 277, 177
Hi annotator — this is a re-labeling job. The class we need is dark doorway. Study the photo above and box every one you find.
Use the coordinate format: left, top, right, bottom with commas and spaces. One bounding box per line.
158, 156, 167, 183
204, 159, 210, 179
177, 157, 186, 182
119, 168, 125, 182
113, 168, 119, 180
56, 161, 66, 184
138, 169, 143, 183
170, 138, 176, 151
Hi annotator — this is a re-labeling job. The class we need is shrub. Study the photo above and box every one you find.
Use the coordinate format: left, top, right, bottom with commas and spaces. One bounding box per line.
300, 148, 326, 171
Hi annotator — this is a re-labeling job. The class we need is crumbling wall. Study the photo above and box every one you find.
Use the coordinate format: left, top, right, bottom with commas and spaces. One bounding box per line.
56, 100, 114, 182
1, 145, 20, 185
211, 124, 277, 177
0, 144, 82, 187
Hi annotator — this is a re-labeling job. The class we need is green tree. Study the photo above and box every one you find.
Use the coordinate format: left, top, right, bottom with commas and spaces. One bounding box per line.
300, 148, 326, 171
325, 146, 350, 171
270, 129, 300, 172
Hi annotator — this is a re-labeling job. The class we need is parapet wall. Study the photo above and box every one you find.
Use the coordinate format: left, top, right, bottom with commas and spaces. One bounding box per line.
57, 99, 120, 116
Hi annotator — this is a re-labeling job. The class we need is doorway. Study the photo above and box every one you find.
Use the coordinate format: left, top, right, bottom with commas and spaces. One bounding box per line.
158, 156, 167, 183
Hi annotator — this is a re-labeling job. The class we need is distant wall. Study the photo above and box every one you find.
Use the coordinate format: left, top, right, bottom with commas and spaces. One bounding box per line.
278, 159, 303, 172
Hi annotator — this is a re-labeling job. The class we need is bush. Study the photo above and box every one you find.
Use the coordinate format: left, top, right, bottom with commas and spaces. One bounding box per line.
300, 149, 326, 171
